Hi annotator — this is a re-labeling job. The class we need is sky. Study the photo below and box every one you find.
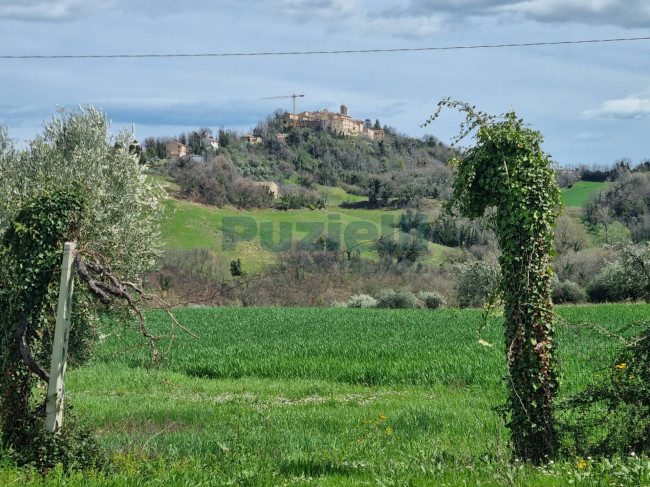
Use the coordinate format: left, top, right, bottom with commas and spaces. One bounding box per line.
1, 0, 649, 168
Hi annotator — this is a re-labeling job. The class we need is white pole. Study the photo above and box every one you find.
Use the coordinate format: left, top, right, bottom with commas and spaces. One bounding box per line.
45, 242, 76, 433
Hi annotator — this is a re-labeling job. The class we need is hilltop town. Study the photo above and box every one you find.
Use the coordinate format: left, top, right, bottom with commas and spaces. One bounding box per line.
283, 104, 384, 140
163, 104, 384, 160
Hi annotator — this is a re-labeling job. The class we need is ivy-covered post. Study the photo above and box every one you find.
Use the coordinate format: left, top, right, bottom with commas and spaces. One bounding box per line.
426, 100, 562, 461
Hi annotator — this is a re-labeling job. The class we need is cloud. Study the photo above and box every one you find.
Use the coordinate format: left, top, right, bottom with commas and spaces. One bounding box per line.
278, 0, 650, 38
377, 102, 408, 118
585, 92, 650, 119
278, 0, 446, 38
499, 0, 650, 28
0, 0, 211, 22
573, 131, 604, 141
0, 0, 115, 21
405, 0, 650, 29
99, 97, 266, 129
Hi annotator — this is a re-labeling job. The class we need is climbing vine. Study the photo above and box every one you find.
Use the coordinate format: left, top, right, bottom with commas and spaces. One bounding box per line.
0, 186, 94, 463
425, 100, 563, 461
0, 107, 168, 469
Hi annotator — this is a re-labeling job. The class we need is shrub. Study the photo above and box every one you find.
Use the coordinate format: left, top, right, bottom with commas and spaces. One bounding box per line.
586, 261, 646, 303
346, 294, 378, 309
274, 184, 326, 210
453, 261, 500, 308
418, 291, 446, 309
376, 234, 428, 265
161, 248, 228, 281
375, 288, 419, 309
551, 279, 587, 304
16, 412, 106, 471
558, 327, 650, 456
552, 248, 607, 286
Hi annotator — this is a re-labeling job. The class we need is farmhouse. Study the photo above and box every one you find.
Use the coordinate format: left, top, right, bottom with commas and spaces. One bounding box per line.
203, 137, 219, 149
241, 133, 262, 144
165, 141, 188, 160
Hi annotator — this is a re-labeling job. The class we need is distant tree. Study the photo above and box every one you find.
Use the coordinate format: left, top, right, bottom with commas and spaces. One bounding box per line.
374, 119, 381, 130
188, 130, 202, 154
554, 216, 589, 254
230, 259, 243, 277
218, 129, 232, 149
633, 159, 650, 173
286, 130, 301, 147
595, 206, 615, 244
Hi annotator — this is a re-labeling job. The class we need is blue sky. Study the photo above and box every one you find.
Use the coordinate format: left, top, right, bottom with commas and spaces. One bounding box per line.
1, 0, 649, 167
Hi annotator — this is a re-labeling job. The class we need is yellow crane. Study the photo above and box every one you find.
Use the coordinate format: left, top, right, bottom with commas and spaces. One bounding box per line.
262, 93, 305, 129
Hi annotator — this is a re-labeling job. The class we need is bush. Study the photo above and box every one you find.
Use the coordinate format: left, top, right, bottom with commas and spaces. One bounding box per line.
274, 184, 326, 210
551, 279, 587, 304
161, 248, 228, 281
552, 248, 607, 286
0, 408, 105, 470
346, 294, 378, 308
586, 261, 646, 303
558, 326, 650, 456
375, 288, 419, 309
376, 234, 428, 265
418, 291, 446, 309
453, 261, 500, 308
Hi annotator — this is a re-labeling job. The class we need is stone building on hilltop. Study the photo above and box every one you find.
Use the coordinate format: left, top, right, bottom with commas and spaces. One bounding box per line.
165, 141, 188, 160
284, 105, 384, 140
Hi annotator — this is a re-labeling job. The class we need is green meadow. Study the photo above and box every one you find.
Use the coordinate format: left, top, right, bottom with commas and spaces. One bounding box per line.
3, 304, 649, 486
160, 195, 448, 273
561, 181, 610, 208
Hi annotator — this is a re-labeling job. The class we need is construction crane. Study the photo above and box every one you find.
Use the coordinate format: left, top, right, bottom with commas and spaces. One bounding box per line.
262, 93, 305, 129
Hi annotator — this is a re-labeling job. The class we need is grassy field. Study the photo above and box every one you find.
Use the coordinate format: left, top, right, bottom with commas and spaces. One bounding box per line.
160, 195, 448, 274
3, 304, 649, 485
561, 181, 610, 208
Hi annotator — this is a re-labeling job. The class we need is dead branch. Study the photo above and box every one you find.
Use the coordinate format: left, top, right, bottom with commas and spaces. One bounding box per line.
74, 253, 163, 366
14, 315, 50, 382
73, 253, 200, 371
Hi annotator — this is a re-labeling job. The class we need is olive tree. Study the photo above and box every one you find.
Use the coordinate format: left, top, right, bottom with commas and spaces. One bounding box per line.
0, 107, 163, 276
425, 100, 562, 461
0, 106, 164, 466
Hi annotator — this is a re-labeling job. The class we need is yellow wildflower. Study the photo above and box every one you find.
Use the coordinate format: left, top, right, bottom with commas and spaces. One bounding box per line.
616, 363, 627, 369
386, 427, 393, 436
378, 414, 387, 420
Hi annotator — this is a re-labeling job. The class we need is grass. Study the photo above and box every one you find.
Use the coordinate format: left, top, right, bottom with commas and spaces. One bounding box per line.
160, 196, 447, 274
3, 304, 649, 485
562, 181, 610, 208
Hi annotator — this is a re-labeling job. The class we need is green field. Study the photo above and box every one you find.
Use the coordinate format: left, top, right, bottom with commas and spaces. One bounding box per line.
3, 304, 649, 485
160, 196, 448, 273
561, 181, 610, 208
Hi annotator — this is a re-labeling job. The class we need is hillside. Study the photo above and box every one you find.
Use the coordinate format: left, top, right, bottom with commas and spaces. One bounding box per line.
561, 181, 610, 207
160, 188, 449, 275
145, 113, 457, 211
